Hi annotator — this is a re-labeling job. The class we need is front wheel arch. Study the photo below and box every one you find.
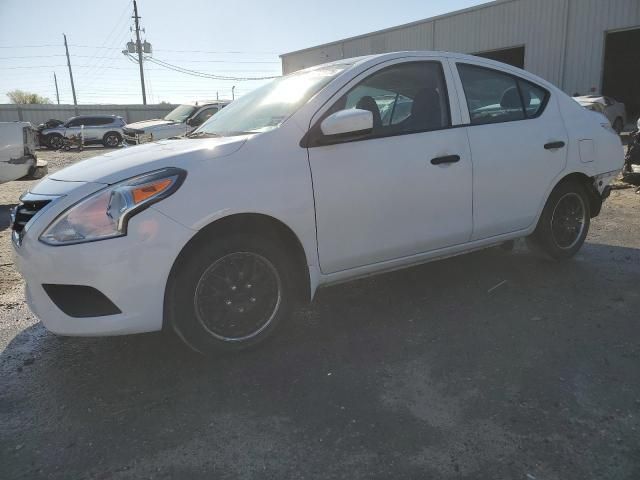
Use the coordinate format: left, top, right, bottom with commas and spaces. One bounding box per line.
163, 213, 311, 329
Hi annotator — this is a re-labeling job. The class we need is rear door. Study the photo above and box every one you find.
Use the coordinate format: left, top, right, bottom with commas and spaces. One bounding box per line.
81, 117, 109, 141
306, 58, 473, 274
451, 61, 568, 240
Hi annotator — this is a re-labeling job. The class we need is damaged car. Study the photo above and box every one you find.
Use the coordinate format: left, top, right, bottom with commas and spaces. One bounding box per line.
574, 95, 626, 134
11, 52, 624, 354
0, 121, 46, 184
122, 101, 229, 145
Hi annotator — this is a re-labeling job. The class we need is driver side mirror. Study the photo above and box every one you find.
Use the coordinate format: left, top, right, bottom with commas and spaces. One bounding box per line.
320, 109, 373, 137
186, 118, 195, 127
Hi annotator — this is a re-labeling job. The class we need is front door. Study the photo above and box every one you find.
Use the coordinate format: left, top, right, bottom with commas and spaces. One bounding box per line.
307, 60, 473, 274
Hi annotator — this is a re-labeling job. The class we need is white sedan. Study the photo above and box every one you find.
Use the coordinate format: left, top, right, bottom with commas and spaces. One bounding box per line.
11, 51, 624, 354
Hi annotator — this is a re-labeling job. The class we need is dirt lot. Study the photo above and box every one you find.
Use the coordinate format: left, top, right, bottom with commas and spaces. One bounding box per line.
1, 147, 639, 479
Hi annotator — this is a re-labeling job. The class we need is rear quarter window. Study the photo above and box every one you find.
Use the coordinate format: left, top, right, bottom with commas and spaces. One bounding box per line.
457, 63, 549, 125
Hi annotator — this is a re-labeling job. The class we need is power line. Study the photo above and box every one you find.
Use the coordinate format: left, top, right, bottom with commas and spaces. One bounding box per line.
145, 56, 280, 81
0, 54, 67, 59
0, 44, 61, 49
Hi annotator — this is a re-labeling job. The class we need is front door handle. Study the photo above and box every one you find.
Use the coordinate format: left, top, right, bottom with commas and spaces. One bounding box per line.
544, 141, 565, 150
431, 154, 460, 165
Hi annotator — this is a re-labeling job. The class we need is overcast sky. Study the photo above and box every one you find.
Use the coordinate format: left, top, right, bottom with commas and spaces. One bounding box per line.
0, 0, 489, 105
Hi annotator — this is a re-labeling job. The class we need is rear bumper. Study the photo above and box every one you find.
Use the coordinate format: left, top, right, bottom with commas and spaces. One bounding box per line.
0, 156, 36, 183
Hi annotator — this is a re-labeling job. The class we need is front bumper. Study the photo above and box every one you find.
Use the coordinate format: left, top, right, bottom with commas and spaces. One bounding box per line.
12, 204, 194, 336
123, 132, 153, 145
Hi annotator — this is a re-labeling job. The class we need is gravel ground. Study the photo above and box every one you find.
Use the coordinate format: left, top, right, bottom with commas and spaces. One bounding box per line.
1, 147, 640, 479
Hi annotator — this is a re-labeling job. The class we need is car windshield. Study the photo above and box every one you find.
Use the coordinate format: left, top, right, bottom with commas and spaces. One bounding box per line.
164, 105, 198, 122
195, 63, 350, 136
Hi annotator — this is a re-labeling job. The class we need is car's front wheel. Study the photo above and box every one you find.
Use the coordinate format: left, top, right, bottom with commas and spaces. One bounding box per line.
46, 134, 64, 150
166, 233, 294, 354
528, 180, 591, 259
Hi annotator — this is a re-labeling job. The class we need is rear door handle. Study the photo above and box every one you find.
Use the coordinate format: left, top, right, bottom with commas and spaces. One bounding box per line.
431, 154, 460, 165
544, 141, 565, 150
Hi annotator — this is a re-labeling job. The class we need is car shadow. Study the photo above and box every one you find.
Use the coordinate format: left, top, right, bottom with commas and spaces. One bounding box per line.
2, 241, 639, 478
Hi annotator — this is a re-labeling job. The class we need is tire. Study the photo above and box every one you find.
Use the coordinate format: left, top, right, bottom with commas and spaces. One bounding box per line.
528, 181, 591, 260
102, 132, 122, 148
46, 134, 64, 150
613, 118, 624, 135
166, 232, 295, 354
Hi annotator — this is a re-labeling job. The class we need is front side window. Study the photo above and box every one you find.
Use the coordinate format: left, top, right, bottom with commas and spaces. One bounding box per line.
326, 61, 451, 138
457, 63, 549, 125
191, 107, 218, 126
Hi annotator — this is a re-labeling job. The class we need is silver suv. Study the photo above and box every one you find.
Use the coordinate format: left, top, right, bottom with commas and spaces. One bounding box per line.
41, 115, 125, 149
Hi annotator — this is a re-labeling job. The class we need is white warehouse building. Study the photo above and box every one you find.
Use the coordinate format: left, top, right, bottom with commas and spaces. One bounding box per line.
280, 0, 640, 118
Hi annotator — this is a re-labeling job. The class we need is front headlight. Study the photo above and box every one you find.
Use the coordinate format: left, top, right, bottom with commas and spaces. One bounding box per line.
39, 167, 186, 246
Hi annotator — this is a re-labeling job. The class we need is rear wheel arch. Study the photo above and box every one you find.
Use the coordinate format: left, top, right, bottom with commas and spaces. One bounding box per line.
102, 131, 122, 146
164, 213, 312, 326
552, 172, 602, 218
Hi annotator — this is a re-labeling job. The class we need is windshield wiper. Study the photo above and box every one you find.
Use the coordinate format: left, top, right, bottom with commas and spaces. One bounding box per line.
187, 131, 221, 138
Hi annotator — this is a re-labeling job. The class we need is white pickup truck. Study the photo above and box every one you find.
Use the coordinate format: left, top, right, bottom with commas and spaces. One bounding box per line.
122, 101, 229, 145
0, 122, 46, 184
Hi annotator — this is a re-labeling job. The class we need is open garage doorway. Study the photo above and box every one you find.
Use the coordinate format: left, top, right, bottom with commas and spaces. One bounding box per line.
602, 28, 640, 121
474, 46, 525, 69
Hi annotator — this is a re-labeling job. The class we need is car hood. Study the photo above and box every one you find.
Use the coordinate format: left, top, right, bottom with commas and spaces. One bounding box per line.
125, 119, 178, 130
49, 136, 248, 184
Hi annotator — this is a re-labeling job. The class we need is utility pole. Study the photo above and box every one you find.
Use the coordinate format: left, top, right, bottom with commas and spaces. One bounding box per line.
63, 34, 77, 105
53, 73, 60, 104
132, 0, 147, 105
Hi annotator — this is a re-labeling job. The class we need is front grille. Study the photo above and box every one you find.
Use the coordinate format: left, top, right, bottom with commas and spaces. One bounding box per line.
123, 128, 143, 136
11, 199, 51, 234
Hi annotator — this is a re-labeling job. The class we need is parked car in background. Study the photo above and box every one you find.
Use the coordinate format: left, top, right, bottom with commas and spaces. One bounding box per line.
0, 121, 46, 184
122, 101, 230, 145
574, 95, 626, 133
40, 115, 125, 149
12, 52, 623, 354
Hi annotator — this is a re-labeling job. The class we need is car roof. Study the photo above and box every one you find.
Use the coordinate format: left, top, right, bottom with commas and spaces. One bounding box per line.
184, 101, 231, 107
301, 50, 557, 92
69, 114, 119, 120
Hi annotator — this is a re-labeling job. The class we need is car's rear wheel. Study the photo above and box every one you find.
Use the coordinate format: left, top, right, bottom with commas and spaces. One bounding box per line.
46, 134, 64, 150
103, 132, 122, 148
166, 233, 294, 354
528, 181, 590, 260
613, 117, 624, 134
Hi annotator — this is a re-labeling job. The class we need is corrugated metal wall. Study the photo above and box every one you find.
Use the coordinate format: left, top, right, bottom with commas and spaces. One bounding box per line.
563, 0, 640, 96
432, 0, 568, 85
281, 0, 640, 96
0, 104, 177, 125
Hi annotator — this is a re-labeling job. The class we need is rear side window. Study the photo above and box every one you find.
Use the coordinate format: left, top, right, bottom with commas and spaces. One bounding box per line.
518, 79, 547, 118
457, 63, 548, 125
89, 117, 114, 126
